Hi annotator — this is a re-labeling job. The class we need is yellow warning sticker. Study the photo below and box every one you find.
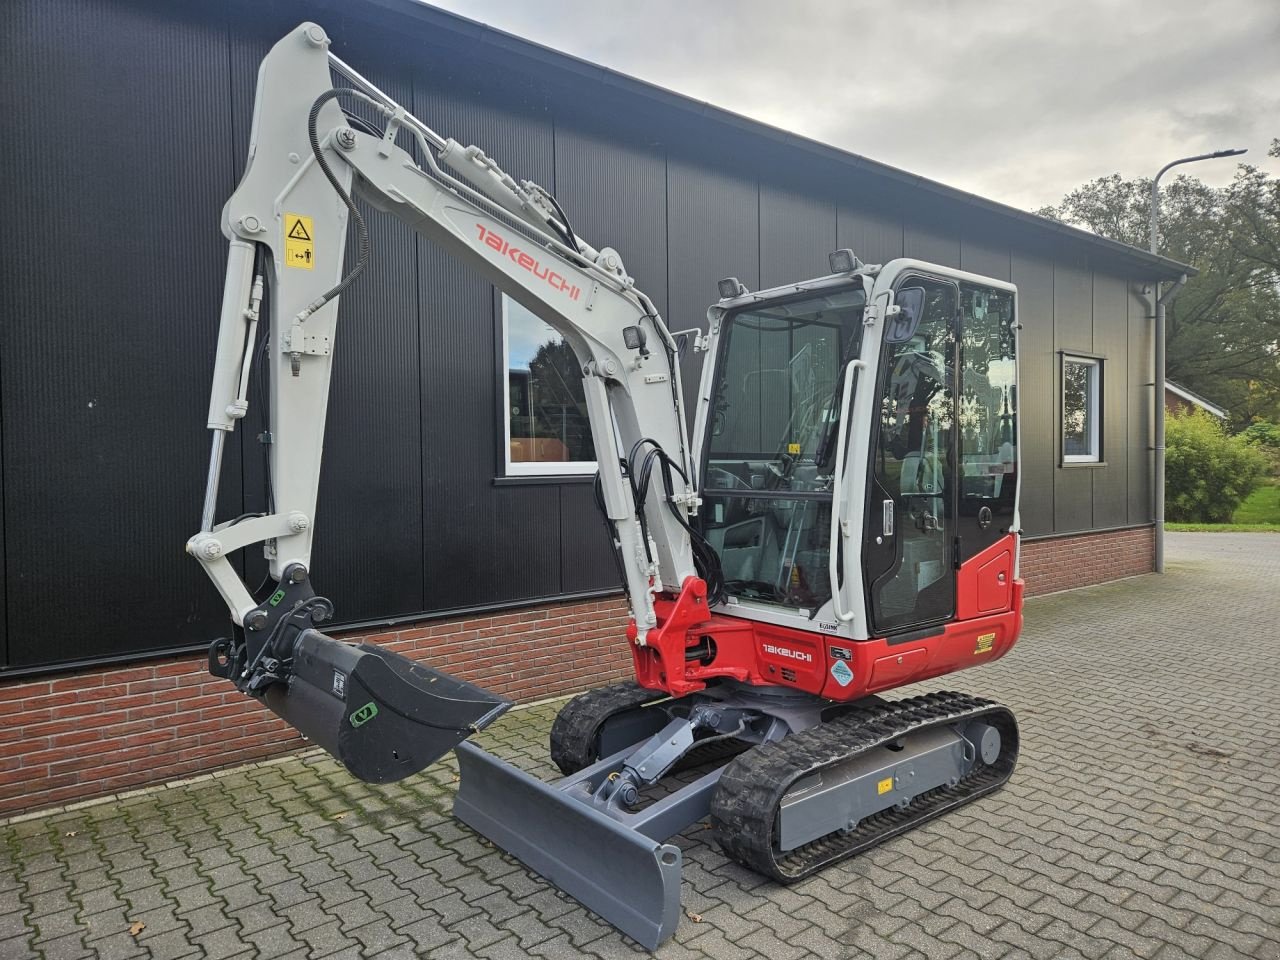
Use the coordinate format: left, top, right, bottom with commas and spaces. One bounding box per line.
284, 213, 314, 269
877, 777, 894, 795
974, 632, 995, 655
787, 443, 802, 455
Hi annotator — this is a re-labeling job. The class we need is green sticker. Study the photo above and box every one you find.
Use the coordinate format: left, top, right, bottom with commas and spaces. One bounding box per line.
350, 702, 378, 728
268, 589, 286, 607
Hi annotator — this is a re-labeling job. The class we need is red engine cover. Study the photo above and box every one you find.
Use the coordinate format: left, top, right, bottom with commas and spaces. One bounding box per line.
629, 535, 1023, 701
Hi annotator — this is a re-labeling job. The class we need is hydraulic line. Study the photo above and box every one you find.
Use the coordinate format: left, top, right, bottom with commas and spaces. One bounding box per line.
297, 88, 376, 321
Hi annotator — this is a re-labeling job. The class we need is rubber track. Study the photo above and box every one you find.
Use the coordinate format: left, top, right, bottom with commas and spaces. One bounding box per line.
709, 690, 1019, 882
549, 681, 666, 775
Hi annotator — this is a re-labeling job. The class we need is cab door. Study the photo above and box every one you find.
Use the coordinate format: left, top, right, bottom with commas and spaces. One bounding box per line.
862, 276, 958, 636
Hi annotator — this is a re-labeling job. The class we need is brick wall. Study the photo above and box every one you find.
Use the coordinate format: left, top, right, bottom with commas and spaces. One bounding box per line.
1021, 525, 1155, 596
0, 596, 631, 819
1, 526, 1156, 819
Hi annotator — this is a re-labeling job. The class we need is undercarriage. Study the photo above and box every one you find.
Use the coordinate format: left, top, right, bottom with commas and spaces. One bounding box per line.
455, 682, 1018, 948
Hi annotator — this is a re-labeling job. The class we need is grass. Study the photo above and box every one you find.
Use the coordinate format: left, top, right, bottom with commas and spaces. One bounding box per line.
1167, 478, 1280, 532
1232, 478, 1280, 524
1166, 522, 1280, 532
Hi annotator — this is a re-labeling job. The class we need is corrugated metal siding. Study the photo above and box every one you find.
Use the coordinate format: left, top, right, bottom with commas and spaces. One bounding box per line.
553, 126, 669, 318
0, 0, 238, 667
666, 155, 759, 414
1011, 244, 1056, 536
0, 0, 1160, 672
759, 184, 836, 289
837, 203, 905, 265
1091, 272, 1130, 529
959, 222, 1012, 282
559, 483, 616, 594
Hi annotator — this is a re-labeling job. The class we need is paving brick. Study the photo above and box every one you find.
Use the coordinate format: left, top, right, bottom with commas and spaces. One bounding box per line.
4, 534, 1280, 960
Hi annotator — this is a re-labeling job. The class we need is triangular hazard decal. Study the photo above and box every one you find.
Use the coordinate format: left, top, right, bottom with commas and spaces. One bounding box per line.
287, 219, 312, 241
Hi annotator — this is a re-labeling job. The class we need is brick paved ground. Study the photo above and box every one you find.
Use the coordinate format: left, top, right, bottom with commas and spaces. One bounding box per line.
1, 532, 1277, 960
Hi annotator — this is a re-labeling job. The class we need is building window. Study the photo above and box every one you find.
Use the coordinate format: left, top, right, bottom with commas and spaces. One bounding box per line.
1062, 355, 1101, 463
503, 295, 597, 475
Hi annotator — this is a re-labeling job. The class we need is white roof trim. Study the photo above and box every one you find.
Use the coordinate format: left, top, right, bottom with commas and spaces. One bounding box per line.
1166, 381, 1227, 419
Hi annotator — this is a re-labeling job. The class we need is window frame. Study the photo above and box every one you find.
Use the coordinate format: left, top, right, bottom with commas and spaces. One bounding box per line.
500, 294, 598, 478
1060, 352, 1103, 465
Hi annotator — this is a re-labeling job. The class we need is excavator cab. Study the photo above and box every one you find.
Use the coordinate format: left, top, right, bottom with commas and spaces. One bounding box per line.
189, 23, 1022, 950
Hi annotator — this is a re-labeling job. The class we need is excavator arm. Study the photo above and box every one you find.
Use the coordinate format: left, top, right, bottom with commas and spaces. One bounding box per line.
188, 23, 712, 780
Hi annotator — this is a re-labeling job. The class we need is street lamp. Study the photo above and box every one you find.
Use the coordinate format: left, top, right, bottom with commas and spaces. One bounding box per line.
1148, 146, 1246, 575
1149, 147, 1247, 253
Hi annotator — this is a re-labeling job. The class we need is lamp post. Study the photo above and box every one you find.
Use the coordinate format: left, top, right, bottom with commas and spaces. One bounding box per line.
1149, 148, 1247, 254
1149, 147, 1246, 573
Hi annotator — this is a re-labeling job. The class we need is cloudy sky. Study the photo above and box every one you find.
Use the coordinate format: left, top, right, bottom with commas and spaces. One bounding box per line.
426, 0, 1280, 212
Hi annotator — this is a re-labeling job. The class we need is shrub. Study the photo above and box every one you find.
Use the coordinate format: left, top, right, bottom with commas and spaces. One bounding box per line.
1241, 420, 1280, 474
1165, 410, 1268, 523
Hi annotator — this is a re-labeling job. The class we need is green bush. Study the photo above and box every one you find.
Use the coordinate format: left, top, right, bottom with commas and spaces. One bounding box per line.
1241, 420, 1280, 474
1165, 410, 1269, 522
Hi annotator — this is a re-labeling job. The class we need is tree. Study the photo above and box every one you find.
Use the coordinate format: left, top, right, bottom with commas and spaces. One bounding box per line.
1036, 142, 1280, 429
525, 339, 595, 460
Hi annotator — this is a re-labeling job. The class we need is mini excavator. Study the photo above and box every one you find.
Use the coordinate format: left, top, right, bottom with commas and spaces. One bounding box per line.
189, 23, 1023, 948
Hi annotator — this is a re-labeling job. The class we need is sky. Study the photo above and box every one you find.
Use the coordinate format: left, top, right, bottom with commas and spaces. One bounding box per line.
425, 0, 1280, 213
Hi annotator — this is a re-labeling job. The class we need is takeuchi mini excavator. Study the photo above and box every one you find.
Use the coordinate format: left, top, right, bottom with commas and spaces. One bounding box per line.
189, 23, 1024, 949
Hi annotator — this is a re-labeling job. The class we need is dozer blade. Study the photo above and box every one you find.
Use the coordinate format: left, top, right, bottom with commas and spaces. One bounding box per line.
262, 630, 511, 783
453, 741, 683, 950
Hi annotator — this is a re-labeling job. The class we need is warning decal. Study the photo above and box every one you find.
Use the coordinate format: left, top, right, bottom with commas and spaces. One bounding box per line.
877, 776, 894, 795
974, 632, 995, 655
284, 213, 314, 269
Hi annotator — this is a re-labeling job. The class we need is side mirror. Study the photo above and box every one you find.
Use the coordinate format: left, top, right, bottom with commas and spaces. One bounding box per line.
886, 287, 925, 343
675, 332, 690, 361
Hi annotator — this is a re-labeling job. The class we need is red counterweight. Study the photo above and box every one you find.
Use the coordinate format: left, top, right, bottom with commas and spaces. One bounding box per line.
630, 535, 1022, 703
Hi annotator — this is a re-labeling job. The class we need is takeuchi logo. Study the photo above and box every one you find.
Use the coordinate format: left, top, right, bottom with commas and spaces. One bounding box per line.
475, 224, 582, 301
762, 643, 814, 663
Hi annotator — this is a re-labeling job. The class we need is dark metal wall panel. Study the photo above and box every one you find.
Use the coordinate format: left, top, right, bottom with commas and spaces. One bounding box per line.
959, 227, 1012, 282
904, 216, 962, 269
1053, 256, 1095, 355
553, 126, 669, 319
836, 203, 904, 265
1010, 246, 1055, 536
666, 156, 759, 415
559, 483, 617, 594
0, 0, 238, 668
0, 364, 4, 665
759, 185, 836, 289
1091, 272, 1130, 528
1052, 253, 1094, 532
666, 158, 760, 331
1128, 285, 1154, 524
491, 484, 562, 603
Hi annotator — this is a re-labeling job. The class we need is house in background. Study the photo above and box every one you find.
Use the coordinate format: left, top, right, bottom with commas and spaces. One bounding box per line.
1165, 380, 1228, 419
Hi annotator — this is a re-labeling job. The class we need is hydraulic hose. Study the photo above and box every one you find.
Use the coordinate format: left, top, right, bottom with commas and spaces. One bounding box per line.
297, 89, 373, 320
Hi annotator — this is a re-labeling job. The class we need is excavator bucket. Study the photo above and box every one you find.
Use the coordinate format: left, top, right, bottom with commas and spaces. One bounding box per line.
453, 742, 683, 950
261, 631, 511, 783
